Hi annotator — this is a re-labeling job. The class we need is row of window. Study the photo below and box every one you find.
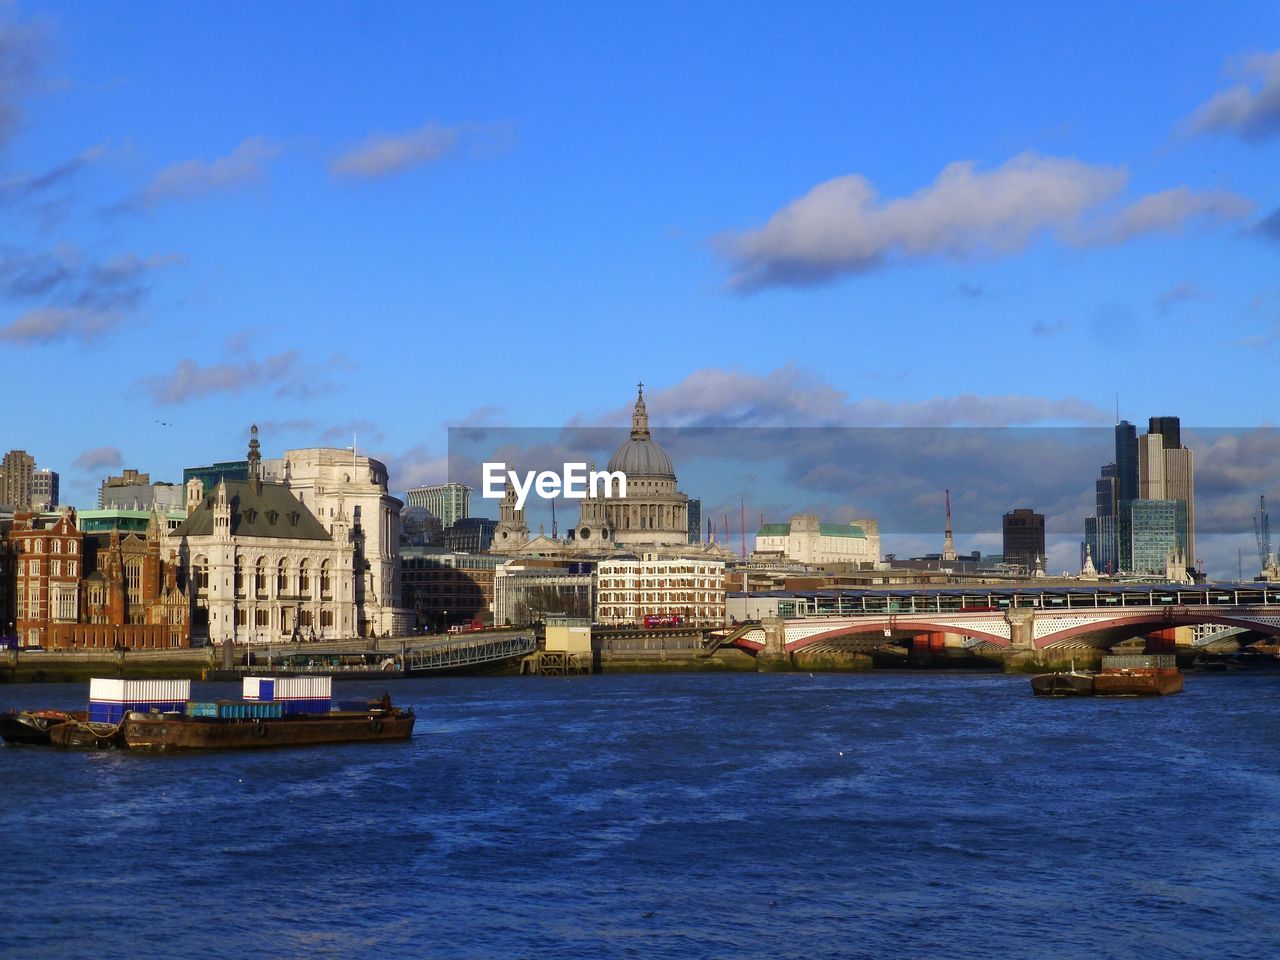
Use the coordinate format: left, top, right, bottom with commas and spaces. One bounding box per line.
13, 538, 78, 555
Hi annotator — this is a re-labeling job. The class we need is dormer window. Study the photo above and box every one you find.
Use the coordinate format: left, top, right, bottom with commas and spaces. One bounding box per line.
267, 511, 279, 524
289, 511, 300, 526
245, 509, 258, 524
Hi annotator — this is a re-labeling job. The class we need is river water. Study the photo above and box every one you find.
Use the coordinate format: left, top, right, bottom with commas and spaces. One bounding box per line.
2, 672, 1278, 959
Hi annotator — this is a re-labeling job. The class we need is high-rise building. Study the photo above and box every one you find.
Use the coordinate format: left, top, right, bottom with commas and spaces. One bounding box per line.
687, 498, 702, 544
1085, 515, 1119, 575
405, 482, 471, 528
1002, 508, 1045, 572
1115, 422, 1139, 503
31, 469, 59, 511
1148, 417, 1181, 451
1135, 417, 1195, 572
1095, 463, 1118, 518
0, 450, 35, 511
1119, 499, 1187, 577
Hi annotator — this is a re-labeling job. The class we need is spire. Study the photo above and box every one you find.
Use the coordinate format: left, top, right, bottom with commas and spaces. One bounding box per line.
248, 423, 262, 474
630, 381, 650, 440
942, 489, 956, 562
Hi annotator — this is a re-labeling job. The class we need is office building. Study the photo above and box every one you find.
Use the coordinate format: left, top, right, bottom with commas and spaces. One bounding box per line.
1002, 508, 1045, 572
688, 498, 702, 544
31, 469, 58, 511
0, 450, 35, 511
406, 482, 471, 528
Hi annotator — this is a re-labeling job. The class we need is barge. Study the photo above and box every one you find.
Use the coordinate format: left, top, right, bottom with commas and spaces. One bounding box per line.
1032, 654, 1183, 697
6, 676, 415, 751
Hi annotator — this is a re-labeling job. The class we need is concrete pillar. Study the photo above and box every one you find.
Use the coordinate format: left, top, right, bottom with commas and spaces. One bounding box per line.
757, 615, 793, 672
1006, 607, 1035, 650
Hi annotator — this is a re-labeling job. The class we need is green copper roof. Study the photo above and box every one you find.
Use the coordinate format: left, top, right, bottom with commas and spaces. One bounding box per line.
757, 522, 866, 539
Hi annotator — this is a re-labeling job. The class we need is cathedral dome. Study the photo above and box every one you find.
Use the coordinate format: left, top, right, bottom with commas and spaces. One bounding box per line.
607, 385, 675, 479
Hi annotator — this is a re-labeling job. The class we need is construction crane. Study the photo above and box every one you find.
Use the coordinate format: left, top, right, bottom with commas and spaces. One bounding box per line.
1255, 495, 1272, 574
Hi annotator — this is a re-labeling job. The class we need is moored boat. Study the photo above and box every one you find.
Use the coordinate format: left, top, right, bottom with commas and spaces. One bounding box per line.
14, 676, 416, 751
0, 709, 84, 745
1031, 654, 1183, 697
120, 701, 414, 751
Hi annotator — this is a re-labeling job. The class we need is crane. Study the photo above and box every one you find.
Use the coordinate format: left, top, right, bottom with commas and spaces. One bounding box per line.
1254, 495, 1272, 574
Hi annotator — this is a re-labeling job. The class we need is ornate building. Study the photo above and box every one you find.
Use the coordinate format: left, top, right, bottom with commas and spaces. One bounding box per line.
5, 508, 189, 649
491, 385, 732, 561
168, 427, 359, 645
278, 446, 411, 635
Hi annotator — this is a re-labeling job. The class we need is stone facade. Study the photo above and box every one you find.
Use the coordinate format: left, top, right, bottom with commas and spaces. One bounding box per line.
168, 429, 359, 645
753, 514, 880, 566
280, 446, 411, 635
595, 555, 726, 626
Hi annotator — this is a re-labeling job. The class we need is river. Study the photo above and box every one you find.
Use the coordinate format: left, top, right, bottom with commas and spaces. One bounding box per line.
2, 672, 1278, 959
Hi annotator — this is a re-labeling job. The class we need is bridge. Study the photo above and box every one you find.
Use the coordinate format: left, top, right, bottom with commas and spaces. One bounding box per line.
729, 584, 1280, 655
404, 633, 538, 673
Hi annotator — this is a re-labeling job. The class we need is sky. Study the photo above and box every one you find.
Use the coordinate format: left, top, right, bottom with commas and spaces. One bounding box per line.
2, 2, 1279, 574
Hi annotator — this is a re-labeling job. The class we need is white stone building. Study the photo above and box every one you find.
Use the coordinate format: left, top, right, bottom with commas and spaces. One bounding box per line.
595, 555, 726, 626
279, 446, 412, 636
753, 514, 880, 566
168, 428, 359, 645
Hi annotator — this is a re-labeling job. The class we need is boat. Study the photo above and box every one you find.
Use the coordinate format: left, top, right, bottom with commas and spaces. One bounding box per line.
0, 709, 84, 746
1032, 654, 1183, 697
12, 676, 416, 751
119, 698, 414, 751
1030, 664, 1095, 697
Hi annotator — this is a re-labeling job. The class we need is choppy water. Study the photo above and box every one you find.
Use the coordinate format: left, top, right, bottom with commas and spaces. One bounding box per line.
2, 672, 1279, 959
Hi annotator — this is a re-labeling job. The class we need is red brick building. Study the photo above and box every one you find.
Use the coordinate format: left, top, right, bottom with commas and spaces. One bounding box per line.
4, 509, 189, 649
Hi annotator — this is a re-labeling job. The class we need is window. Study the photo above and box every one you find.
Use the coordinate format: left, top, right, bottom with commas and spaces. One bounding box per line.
299, 560, 311, 596
69, 561, 77, 577
255, 559, 267, 596
277, 559, 289, 594
320, 560, 331, 597
69, 541, 77, 555
51, 559, 61, 577
255, 609, 270, 627
52, 540, 62, 554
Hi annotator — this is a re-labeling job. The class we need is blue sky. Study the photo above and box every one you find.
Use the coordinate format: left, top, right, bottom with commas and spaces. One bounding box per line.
2, 1, 1279, 559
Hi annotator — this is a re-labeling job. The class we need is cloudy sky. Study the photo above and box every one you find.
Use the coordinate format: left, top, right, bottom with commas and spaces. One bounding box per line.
2, 2, 1278, 574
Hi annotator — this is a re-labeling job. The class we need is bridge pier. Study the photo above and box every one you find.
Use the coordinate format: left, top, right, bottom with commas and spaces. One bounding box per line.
757, 616, 794, 672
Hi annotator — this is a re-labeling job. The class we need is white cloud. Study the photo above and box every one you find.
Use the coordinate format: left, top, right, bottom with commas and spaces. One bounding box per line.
330, 122, 460, 179
607, 365, 1111, 428
71, 446, 123, 473
1186, 49, 1280, 142
718, 152, 1252, 291
139, 349, 354, 404
124, 136, 281, 209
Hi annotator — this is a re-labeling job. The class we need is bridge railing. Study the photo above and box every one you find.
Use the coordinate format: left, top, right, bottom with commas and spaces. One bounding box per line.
789, 586, 1279, 618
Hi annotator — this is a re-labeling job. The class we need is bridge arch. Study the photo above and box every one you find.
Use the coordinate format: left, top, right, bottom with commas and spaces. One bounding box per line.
788, 620, 1012, 651
1035, 611, 1280, 649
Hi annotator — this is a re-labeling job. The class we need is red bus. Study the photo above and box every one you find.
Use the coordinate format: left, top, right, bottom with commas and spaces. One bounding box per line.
643, 614, 685, 628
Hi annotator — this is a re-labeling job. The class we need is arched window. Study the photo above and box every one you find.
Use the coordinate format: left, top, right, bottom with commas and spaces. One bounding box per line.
52, 540, 62, 554
255, 557, 268, 596
277, 558, 289, 594
320, 560, 331, 597
234, 556, 245, 596
299, 559, 311, 596
69, 541, 77, 555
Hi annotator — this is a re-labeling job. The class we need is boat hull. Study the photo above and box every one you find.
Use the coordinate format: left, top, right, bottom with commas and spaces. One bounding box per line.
1091, 671, 1183, 696
1031, 673, 1095, 697
2, 710, 84, 745
119, 709, 415, 751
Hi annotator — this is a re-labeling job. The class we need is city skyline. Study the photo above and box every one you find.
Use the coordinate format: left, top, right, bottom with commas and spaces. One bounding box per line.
1, 3, 1278, 576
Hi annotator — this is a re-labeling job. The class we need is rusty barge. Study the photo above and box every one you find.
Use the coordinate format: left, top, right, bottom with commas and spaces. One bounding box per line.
1032, 654, 1184, 697
3, 676, 416, 751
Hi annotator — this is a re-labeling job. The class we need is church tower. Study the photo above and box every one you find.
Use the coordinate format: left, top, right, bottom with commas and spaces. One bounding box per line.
493, 471, 529, 549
